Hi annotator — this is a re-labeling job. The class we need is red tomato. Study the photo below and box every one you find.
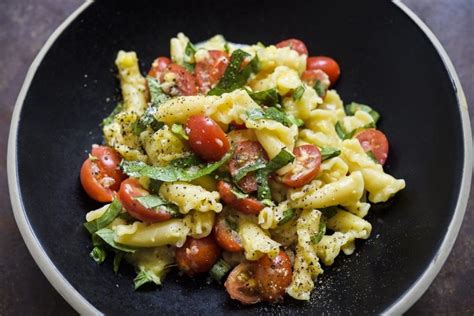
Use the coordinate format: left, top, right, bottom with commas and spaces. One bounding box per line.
275, 39, 308, 55
148, 57, 171, 78
160, 63, 197, 96
185, 115, 230, 161
214, 213, 243, 252
306, 56, 341, 86
281, 145, 321, 188
255, 250, 293, 302
225, 262, 261, 305
118, 178, 173, 223
229, 141, 268, 193
355, 128, 389, 165
229, 121, 247, 131
80, 145, 124, 202
195, 50, 230, 93
301, 69, 330, 97
175, 236, 221, 276
217, 181, 264, 215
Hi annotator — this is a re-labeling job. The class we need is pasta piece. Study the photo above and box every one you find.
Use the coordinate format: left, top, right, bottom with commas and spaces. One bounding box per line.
258, 200, 290, 230
238, 220, 280, 261
340, 139, 406, 203
127, 246, 174, 285
85, 204, 109, 222
170, 32, 192, 66
183, 210, 215, 239
154, 95, 210, 125
317, 157, 349, 184
318, 89, 345, 114
299, 109, 343, 148
343, 201, 371, 218
140, 126, 190, 166
269, 218, 298, 247
283, 84, 322, 120
226, 129, 258, 146
159, 182, 222, 214
315, 232, 355, 266
254, 45, 307, 75
326, 209, 372, 239
114, 219, 189, 247
341, 110, 374, 133
290, 171, 364, 209
195, 34, 227, 51
249, 66, 301, 96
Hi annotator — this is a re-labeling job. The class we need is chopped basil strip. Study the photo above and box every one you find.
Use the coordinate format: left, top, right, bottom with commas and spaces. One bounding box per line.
210, 259, 231, 282
314, 80, 328, 98
225, 216, 238, 231
293, 85, 305, 101
256, 169, 271, 200
256, 149, 295, 200
366, 150, 379, 163
311, 222, 326, 244
121, 151, 233, 182
335, 121, 356, 140
320, 147, 341, 161
266, 149, 295, 172
287, 114, 304, 127
133, 106, 163, 135
171, 123, 189, 140
320, 206, 338, 219
278, 209, 295, 226
182, 41, 197, 72
208, 49, 259, 96
224, 42, 231, 54
113, 252, 124, 274
90, 246, 106, 264
233, 160, 267, 182
248, 88, 281, 107
147, 76, 170, 107
148, 178, 163, 194
134, 269, 161, 290
345, 102, 380, 124
101, 102, 123, 127
84, 199, 122, 234
94, 228, 136, 253
230, 187, 248, 199
246, 107, 299, 128
134, 195, 168, 208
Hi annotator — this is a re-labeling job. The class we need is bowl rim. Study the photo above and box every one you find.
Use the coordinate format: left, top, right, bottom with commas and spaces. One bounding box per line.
7, 0, 472, 314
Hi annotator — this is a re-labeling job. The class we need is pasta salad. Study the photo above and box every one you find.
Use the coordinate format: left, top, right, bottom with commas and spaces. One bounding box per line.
80, 33, 406, 303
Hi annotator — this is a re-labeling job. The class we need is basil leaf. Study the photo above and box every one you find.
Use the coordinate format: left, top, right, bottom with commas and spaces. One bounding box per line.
266, 149, 295, 172
134, 195, 167, 208
366, 150, 379, 164
311, 222, 326, 244
335, 121, 356, 140
171, 123, 189, 140
90, 246, 106, 264
233, 160, 267, 182
121, 151, 233, 182
293, 85, 305, 101
247, 107, 298, 128
255, 169, 271, 200
84, 199, 122, 234
287, 114, 304, 127
320, 147, 341, 161
261, 199, 274, 206
320, 206, 338, 219
134, 269, 161, 290
148, 179, 163, 194
208, 49, 259, 96
94, 228, 136, 253
147, 76, 170, 107
230, 187, 249, 199
113, 252, 124, 274
278, 209, 295, 226
225, 216, 238, 231
224, 42, 231, 54
344, 102, 380, 124
133, 106, 164, 135
255, 149, 295, 200
248, 88, 281, 107
182, 41, 197, 72
314, 80, 328, 98
209, 259, 231, 282
101, 102, 123, 127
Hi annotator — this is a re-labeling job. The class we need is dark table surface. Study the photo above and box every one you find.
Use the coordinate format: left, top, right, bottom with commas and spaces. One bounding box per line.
1, 0, 472, 314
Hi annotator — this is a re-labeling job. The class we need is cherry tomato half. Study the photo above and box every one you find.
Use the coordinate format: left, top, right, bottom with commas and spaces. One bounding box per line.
306, 56, 340, 87
185, 115, 230, 162
275, 39, 308, 56
80, 145, 124, 203
195, 50, 229, 94
229, 141, 268, 193
281, 145, 321, 188
118, 178, 173, 223
355, 128, 389, 165
160, 63, 197, 96
217, 181, 264, 215
255, 250, 293, 303
148, 57, 171, 78
175, 236, 221, 276
214, 212, 243, 252
225, 262, 261, 305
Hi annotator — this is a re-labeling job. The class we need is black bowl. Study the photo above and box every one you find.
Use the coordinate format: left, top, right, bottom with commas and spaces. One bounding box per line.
8, 0, 472, 314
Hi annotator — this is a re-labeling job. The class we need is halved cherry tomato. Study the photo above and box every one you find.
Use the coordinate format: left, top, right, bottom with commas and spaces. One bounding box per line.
281, 145, 321, 188
355, 128, 389, 165
255, 250, 293, 302
118, 178, 173, 223
229, 121, 247, 131
148, 57, 171, 78
217, 181, 264, 215
229, 141, 268, 193
301, 69, 330, 97
185, 115, 230, 161
80, 145, 124, 202
175, 236, 221, 276
225, 262, 261, 305
214, 212, 243, 252
195, 50, 229, 94
275, 39, 308, 55
306, 56, 340, 87
160, 63, 197, 96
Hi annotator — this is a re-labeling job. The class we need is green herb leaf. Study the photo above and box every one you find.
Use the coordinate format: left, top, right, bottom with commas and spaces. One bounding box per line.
133, 106, 164, 135
287, 114, 304, 127
224, 42, 231, 54
113, 252, 124, 274
225, 216, 238, 231
293, 85, 305, 101
230, 187, 249, 199
311, 222, 326, 244
335, 121, 356, 140
90, 246, 106, 264
147, 76, 170, 107
278, 209, 295, 226
366, 150, 379, 163
171, 123, 189, 140
255, 149, 295, 200
101, 102, 123, 127
246, 107, 302, 128
320, 206, 338, 219
314, 80, 327, 98
208, 49, 259, 96
121, 150, 233, 182
182, 41, 197, 72
266, 149, 295, 172
94, 228, 136, 253
134, 195, 167, 208
134, 269, 161, 290
232, 160, 267, 182
320, 147, 341, 161
256, 169, 271, 200
344, 102, 380, 124
84, 199, 122, 234
148, 179, 163, 194
209, 259, 231, 282
248, 88, 281, 107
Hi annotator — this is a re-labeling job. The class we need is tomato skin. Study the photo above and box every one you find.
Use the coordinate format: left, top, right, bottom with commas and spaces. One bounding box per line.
118, 178, 173, 223
281, 145, 321, 188
195, 50, 229, 93
355, 128, 389, 165
306, 56, 340, 87
186, 115, 230, 162
229, 141, 268, 193
80, 159, 115, 202
175, 236, 221, 276
255, 250, 293, 302
217, 181, 264, 215
275, 39, 308, 55
148, 57, 171, 78
214, 213, 243, 252
90, 145, 125, 190
160, 63, 197, 96
225, 262, 261, 304
229, 122, 247, 131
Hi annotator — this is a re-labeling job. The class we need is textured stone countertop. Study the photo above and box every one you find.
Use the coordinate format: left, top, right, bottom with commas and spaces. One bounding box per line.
0, 0, 472, 314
